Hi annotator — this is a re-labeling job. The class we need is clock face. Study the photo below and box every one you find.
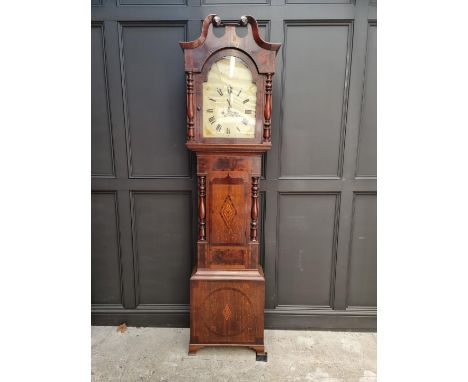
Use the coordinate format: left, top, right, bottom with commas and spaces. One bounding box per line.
202, 56, 257, 139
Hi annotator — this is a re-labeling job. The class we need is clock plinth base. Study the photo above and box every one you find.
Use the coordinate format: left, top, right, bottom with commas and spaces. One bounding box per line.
188, 344, 265, 357
189, 268, 265, 357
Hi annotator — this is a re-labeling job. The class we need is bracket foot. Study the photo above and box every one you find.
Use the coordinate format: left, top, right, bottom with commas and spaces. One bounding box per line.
256, 352, 268, 362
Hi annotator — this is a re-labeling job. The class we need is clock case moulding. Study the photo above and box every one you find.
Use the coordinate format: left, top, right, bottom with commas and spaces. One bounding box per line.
179, 14, 280, 360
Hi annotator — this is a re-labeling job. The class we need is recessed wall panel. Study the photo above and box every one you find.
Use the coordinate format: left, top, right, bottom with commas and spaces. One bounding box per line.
356, 23, 377, 177
281, 23, 351, 177
120, 24, 189, 177
286, 0, 350, 3
347, 193, 376, 307
278, 193, 338, 306
203, 0, 268, 4
91, 25, 114, 176
91, 193, 122, 304
132, 192, 192, 304
119, 0, 185, 4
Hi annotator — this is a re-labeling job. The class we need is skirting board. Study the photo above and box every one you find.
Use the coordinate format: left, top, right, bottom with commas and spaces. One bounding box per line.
91, 305, 376, 331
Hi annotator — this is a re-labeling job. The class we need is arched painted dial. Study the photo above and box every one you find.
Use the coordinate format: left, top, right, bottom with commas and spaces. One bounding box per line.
202, 56, 257, 138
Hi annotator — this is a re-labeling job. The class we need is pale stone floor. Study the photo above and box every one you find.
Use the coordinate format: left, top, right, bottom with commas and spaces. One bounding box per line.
92, 326, 376, 382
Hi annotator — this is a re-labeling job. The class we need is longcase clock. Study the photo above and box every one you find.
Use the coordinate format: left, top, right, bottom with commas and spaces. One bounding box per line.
179, 14, 280, 360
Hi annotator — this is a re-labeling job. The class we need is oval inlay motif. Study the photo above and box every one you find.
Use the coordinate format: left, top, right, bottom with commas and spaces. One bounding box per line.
202, 288, 254, 337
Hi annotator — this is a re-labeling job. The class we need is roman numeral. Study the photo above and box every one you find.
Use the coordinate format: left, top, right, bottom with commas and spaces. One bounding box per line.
245, 110, 252, 114
217, 88, 223, 96
206, 108, 214, 113
209, 97, 216, 102
237, 89, 242, 97
236, 127, 241, 132
227, 85, 232, 95
243, 99, 249, 104
226, 127, 230, 134
216, 124, 222, 132
209, 116, 215, 124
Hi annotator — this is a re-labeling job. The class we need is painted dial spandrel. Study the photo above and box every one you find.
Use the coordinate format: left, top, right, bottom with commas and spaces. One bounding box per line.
203, 56, 257, 138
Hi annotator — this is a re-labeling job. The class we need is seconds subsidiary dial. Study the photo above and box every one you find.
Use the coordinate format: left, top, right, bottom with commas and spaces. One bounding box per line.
202, 56, 257, 139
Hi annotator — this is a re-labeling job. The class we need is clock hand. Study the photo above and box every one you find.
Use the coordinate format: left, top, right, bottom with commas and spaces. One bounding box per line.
227, 98, 231, 109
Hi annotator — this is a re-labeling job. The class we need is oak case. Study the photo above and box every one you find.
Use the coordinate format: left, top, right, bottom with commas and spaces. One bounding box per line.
179, 14, 280, 357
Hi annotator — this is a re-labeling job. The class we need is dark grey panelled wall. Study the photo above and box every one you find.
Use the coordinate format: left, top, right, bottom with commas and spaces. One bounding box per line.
91, 0, 377, 329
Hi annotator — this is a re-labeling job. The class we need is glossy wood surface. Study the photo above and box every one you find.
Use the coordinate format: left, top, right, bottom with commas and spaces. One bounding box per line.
182, 15, 280, 356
